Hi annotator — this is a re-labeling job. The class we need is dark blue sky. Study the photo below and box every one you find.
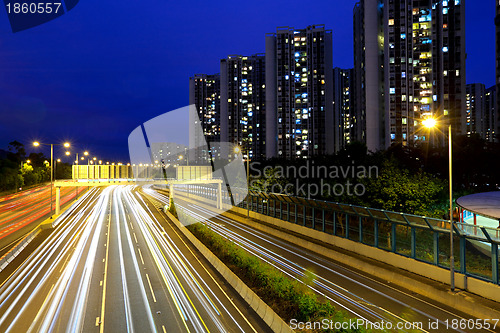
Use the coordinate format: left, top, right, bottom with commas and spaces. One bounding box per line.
0, 0, 495, 162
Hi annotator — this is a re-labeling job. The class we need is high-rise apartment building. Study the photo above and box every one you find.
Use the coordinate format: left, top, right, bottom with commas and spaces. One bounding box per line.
485, 86, 497, 142
353, 0, 386, 151
265, 25, 334, 159
465, 83, 485, 138
333, 68, 354, 149
354, 0, 465, 149
496, 0, 500, 142
220, 54, 266, 160
189, 74, 221, 159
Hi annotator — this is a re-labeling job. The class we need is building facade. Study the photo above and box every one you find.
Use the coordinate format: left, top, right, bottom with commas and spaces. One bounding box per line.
354, 0, 466, 149
353, 0, 386, 151
465, 83, 485, 138
333, 68, 354, 149
189, 74, 221, 159
220, 54, 266, 160
496, 0, 500, 142
265, 25, 334, 159
485, 85, 497, 142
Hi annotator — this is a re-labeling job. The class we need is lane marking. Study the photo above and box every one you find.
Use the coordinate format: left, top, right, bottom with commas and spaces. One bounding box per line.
138, 247, 145, 265
162, 325, 167, 333
133, 232, 138, 244
99, 197, 112, 333
95, 317, 100, 326
145, 273, 157, 303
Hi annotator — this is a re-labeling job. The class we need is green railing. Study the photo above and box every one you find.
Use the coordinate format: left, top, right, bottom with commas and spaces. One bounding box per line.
176, 184, 500, 286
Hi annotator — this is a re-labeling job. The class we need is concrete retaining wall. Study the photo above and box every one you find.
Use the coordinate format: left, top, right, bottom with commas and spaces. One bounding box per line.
164, 210, 293, 333
174, 193, 500, 319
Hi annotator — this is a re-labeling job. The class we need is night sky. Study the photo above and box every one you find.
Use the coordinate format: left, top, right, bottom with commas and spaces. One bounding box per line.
0, 0, 495, 162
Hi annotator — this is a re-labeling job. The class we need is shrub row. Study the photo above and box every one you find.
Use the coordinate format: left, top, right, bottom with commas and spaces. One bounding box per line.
181, 210, 365, 332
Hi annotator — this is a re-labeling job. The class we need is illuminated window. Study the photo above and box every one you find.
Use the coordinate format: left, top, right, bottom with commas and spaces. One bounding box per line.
389, 19, 394, 25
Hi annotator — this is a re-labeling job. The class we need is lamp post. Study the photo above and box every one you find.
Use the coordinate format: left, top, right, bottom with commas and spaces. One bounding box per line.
16, 160, 31, 192
423, 118, 455, 291
33, 141, 70, 218
55, 158, 61, 181
234, 146, 250, 217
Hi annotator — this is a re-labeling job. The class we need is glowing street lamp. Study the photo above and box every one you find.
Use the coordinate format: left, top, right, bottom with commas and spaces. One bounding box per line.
16, 160, 31, 192
423, 117, 455, 291
422, 118, 437, 129
33, 141, 71, 218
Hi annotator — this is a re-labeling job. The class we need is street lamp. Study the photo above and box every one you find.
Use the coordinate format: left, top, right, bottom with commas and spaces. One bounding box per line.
16, 160, 31, 192
33, 141, 70, 218
234, 146, 250, 217
55, 159, 62, 180
423, 118, 455, 291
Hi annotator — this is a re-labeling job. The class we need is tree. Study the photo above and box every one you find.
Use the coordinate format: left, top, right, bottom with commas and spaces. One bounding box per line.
249, 167, 291, 194
7, 141, 26, 162
362, 159, 447, 217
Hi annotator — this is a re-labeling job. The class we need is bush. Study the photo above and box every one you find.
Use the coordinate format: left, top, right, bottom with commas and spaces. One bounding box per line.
186, 221, 365, 332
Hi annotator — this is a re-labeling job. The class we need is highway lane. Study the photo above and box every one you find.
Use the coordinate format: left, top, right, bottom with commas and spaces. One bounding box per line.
0, 184, 86, 256
0, 185, 270, 333
153, 189, 499, 333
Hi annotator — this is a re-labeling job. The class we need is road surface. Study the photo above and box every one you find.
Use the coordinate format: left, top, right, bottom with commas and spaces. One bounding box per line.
151, 188, 499, 333
0, 185, 269, 333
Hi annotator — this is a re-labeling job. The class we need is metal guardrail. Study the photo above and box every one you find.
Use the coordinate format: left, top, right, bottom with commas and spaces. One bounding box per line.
181, 185, 500, 286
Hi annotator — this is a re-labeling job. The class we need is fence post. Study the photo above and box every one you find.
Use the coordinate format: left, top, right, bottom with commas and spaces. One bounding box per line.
492, 244, 499, 285
411, 227, 416, 259
312, 207, 315, 229
322, 209, 326, 232
345, 214, 350, 239
333, 211, 337, 235
434, 232, 439, 265
374, 219, 379, 248
391, 223, 397, 253
460, 236, 466, 274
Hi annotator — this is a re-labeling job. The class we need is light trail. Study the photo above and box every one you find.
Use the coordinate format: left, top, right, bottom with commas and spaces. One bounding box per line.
0, 185, 263, 333
160, 189, 495, 333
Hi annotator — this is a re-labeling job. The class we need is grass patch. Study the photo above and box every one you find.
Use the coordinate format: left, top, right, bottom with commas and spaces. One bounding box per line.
180, 210, 366, 332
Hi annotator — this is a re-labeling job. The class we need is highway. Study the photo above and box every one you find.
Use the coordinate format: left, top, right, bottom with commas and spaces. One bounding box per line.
0, 185, 269, 333
149, 189, 499, 333
0, 185, 85, 257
